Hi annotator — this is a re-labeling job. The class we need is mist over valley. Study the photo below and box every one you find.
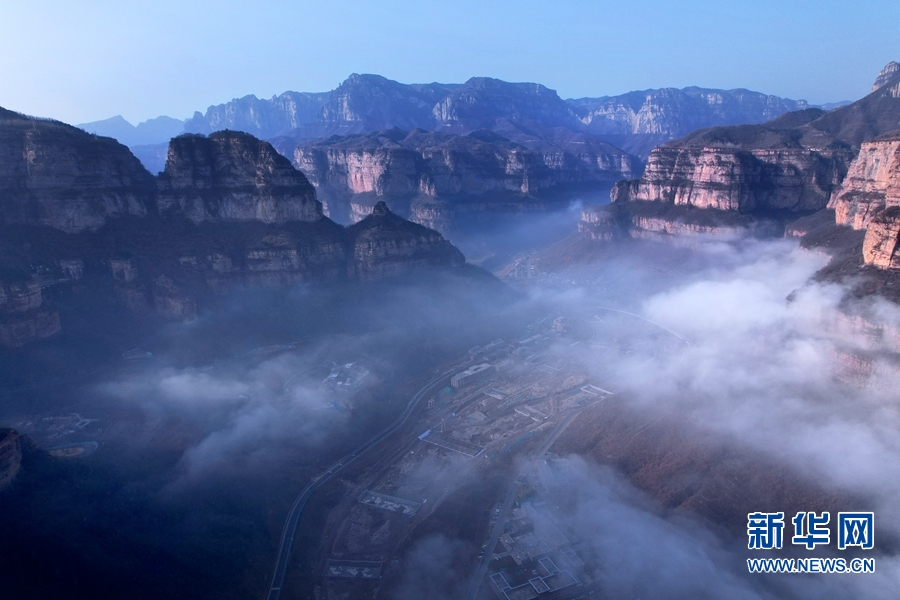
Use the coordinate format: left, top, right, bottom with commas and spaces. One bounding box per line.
2, 18, 900, 600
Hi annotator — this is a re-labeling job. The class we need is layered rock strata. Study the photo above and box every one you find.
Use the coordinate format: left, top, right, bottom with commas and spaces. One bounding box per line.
830, 136, 900, 230
592, 63, 900, 245
578, 203, 776, 242
0, 108, 155, 232
571, 87, 809, 158
610, 112, 852, 214
283, 128, 638, 227
0, 110, 468, 344
157, 132, 322, 223
872, 62, 900, 92
179, 74, 808, 160
825, 134, 900, 268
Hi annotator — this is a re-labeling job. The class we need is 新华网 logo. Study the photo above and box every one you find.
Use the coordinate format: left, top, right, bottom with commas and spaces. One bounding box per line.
747, 511, 874, 551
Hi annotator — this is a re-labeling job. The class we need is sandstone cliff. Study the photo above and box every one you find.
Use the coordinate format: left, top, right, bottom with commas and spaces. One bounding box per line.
816, 132, 900, 270
830, 134, 900, 230
432, 77, 577, 132
281, 128, 638, 228
346, 201, 465, 280
157, 131, 323, 224
592, 62, 900, 245
610, 110, 852, 214
0, 116, 471, 344
578, 202, 776, 242
0, 109, 156, 233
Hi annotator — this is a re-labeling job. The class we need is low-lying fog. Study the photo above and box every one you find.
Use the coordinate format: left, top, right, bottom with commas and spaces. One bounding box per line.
4, 205, 900, 599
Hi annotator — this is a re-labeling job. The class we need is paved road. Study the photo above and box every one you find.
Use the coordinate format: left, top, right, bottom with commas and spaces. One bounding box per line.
264, 361, 469, 600
467, 409, 584, 600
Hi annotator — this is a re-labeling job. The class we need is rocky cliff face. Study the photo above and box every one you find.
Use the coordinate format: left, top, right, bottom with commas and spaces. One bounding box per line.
591, 63, 900, 245
841, 136, 900, 269
175, 75, 809, 146
830, 135, 900, 230
0, 109, 156, 233
862, 207, 900, 268
157, 131, 323, 224
282, 128, 638, 227
872, 62, 900, 92
578, 202, 776, 242
318, 74, 454, 134
347, 201, 465, 280
570, 87, 809, 158
612, 142, 849, 213
432, 77, 577, 132
165, 74, 810, 165
0, 114, 471, 345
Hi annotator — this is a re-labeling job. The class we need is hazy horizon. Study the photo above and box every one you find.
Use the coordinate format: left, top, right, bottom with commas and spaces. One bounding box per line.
1, 0, 897, 125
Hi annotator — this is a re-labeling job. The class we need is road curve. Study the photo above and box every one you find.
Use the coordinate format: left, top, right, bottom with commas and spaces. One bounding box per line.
265, 361, 469, 600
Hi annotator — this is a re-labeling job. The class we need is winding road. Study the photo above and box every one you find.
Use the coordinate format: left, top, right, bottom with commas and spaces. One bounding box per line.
264, 360, 470, 600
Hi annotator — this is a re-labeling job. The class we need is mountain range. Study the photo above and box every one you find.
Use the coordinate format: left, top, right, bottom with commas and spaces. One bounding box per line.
0, 108, 466, 347
581, 61, 900, 304
79, 73, 818, 171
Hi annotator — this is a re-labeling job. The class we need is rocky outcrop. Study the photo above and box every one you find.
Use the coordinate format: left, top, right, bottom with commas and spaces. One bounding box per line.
821, 132, 900, 269
610, 113, 852, 214
872, 62, 900, 92
347, 201, 465, 280
592, 63, 900, 246
0, 430, 21, 490
0, 115, 470, 343
862, 207, 900, 268
283, 128, 638, 226
157, 131, 323, 224
830, 136, 900, 230
613, 145, 849, 212
578, 202, 776, 242
151, 276, 197, 322
0, 109, 156, 233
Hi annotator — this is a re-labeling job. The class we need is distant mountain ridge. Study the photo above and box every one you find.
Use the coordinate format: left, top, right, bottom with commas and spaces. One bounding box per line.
78, 114, 185, 147
569, 86, 812, 157
183, 75, 811, 158
78, 73, 818, 169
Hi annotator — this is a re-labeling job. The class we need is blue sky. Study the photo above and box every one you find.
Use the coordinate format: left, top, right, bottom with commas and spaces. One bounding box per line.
1, 0, 898, 124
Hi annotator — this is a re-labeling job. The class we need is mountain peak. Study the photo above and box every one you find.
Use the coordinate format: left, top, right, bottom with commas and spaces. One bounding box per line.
872, 61, 900, 92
